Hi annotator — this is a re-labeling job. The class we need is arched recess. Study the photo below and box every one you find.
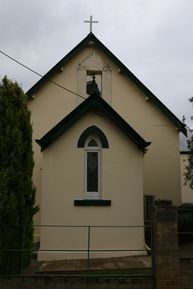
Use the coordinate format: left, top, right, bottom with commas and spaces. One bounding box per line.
77, 125, 109, 148
76, 52, 112, 105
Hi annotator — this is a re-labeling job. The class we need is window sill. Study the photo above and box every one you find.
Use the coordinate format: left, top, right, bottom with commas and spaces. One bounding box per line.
74, 200, 111, 206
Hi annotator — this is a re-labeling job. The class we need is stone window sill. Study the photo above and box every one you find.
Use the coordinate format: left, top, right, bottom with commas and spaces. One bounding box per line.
74, 200, 111, 206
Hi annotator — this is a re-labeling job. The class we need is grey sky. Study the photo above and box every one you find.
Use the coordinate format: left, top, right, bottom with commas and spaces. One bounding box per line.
0, 0, 193, 125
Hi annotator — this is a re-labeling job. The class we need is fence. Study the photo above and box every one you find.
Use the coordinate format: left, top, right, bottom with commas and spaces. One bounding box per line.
177, 206, 193, 289
177, 205, 193, 248
0, 224, 154, 278
4, 204, 193, 289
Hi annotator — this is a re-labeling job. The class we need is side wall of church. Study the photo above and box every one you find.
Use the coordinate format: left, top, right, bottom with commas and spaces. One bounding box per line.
110, 64, 181, 204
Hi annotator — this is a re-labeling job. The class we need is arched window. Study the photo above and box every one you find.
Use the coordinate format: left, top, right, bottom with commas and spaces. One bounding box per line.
85, 135, 101, 199
78, 126, 109, 200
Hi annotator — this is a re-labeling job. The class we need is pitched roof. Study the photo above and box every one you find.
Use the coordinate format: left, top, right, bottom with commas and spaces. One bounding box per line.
36, 93, 151, 152
27, 32, 187, 136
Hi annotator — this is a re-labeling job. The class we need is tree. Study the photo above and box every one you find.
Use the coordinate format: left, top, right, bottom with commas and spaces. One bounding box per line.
184, 137, 193, 189
0, 76, 37, 275
184, 97, 193, 189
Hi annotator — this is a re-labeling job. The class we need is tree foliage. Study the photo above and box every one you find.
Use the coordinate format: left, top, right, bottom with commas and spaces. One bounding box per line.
184, 137, 193, 189
0, 76, 37, 275
184, 97, 193, 189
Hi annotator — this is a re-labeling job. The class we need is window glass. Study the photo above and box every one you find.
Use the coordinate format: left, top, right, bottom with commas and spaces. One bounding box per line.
88, 139, 98, 147
87, 152, 98, 192
85, 135, 101, 199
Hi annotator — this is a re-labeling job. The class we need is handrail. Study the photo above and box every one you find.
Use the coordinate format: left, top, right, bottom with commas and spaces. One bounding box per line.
0, 224, 153, 277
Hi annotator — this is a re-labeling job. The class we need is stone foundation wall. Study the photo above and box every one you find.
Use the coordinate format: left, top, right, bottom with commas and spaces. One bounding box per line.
180, 258, 193, 289
0, 276, 153, 289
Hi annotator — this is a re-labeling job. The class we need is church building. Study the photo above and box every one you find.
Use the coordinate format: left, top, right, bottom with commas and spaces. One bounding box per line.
27, 22, 186, 260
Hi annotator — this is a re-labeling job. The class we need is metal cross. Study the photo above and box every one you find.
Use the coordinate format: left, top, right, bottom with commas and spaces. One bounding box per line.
84, 16, 98, 33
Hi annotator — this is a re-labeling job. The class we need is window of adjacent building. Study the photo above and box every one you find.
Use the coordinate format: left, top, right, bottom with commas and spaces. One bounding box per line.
85, 136, 101, 199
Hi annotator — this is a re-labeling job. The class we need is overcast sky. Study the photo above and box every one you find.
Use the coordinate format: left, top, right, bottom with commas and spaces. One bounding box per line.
0, 0, 193, 126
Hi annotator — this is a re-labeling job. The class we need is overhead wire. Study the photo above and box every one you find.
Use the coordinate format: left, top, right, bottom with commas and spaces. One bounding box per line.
0, 49, 86, 100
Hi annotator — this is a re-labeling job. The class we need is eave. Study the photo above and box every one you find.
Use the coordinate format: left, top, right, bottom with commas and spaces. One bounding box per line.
36, 93, 151, 152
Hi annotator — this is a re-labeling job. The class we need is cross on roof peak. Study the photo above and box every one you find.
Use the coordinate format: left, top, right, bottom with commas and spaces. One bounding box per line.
84, 16, 98, 33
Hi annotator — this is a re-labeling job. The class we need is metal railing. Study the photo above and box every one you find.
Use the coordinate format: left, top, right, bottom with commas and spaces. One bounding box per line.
0, 224, 154, 277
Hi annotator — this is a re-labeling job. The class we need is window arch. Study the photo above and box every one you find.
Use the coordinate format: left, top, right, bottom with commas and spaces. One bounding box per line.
77, 126, 109, 148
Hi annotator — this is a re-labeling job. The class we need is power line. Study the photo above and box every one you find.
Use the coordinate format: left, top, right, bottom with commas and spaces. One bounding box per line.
0, 49, 86, 100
